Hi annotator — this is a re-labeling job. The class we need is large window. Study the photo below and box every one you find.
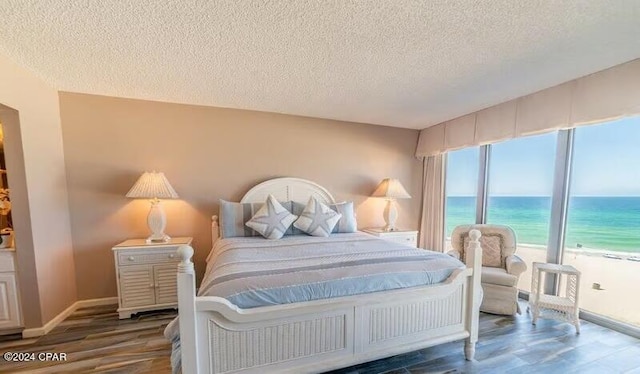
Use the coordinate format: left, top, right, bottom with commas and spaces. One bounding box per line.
563, 117, 640, 326
486, 132, 557, 291
443, 115, 640, 329
445, 147, 479, 243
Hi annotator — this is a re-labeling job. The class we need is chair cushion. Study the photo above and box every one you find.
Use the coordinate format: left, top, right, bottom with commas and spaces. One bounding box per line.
464, 235, 503, 267
481, 266, 518, 287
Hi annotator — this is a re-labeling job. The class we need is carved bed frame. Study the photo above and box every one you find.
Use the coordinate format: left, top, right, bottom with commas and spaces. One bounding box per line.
176, 177, 482, 374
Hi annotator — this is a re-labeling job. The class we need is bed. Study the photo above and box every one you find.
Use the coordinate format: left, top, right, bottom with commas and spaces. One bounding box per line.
172, 177, 482, 374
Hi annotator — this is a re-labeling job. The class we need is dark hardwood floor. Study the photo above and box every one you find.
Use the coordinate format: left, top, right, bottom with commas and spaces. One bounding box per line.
0, 301, 638, 373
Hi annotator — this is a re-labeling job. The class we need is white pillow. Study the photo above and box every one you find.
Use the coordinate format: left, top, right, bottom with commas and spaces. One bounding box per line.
294, 196, 342, 237
245, 195, 297, 239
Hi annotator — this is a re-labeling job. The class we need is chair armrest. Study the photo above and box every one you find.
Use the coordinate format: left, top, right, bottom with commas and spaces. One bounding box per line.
506, 255, 527, 277
447, 250, 461, 260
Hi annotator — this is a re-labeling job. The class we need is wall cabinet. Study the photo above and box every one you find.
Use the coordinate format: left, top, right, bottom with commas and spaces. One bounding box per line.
0, 250, 22, 331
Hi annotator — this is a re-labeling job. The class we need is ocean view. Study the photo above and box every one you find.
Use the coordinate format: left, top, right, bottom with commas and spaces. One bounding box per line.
446, 196, 640, 253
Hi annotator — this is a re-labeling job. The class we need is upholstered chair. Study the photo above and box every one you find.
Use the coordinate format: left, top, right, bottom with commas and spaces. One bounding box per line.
449, 224, 527, 315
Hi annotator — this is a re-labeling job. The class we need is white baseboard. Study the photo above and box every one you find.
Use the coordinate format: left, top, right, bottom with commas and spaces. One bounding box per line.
22, 297, 118, 338
75, 297, 118, 309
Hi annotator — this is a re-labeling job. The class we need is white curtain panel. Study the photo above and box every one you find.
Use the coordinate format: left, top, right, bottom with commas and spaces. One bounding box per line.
419, 154, 445, 252
416, 58, 640, 158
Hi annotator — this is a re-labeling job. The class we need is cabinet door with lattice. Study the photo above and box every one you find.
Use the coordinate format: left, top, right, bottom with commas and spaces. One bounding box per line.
153, 264, 178, 305
119, 265, 155, 308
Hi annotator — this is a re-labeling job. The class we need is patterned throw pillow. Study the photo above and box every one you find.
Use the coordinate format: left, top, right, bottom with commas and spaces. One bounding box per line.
219, 200, 296, 238
293, 197, 342, 237
463, 234, 503, 267
291, 201, 358, 233
245, 195, 298, 239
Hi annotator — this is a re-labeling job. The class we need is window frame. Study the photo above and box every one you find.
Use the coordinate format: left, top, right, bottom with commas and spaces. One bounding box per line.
464, 130, 573, 293
446, 124, 640, 337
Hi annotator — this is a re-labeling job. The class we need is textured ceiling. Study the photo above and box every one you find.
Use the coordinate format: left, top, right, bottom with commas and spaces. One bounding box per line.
2, 1, 640, 129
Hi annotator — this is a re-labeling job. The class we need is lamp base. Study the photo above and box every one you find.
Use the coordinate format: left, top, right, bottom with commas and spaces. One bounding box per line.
146, 234, 171, 244
382, 199, 399, 232
147, 199, 170, 244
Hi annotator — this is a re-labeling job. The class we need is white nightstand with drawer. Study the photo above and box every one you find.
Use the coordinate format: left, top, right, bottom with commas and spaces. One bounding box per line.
362, 228, 418, 248
112, 237, 192, 319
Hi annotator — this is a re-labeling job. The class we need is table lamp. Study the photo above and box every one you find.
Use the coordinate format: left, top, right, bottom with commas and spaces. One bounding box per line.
126, 171, 179, 243
371, 178, 411, 232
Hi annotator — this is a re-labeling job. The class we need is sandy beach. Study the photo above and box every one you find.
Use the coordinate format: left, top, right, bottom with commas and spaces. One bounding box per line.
446, 241, 640, 327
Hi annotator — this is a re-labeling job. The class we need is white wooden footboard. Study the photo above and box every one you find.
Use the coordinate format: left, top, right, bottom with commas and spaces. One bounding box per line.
177, 230, 482, 374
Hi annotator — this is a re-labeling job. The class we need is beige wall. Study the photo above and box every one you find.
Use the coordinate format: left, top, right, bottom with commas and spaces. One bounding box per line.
0, 54, 76, 327
59, 92, 422, 300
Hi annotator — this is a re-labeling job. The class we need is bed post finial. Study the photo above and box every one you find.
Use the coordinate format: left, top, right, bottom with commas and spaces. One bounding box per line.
469, 229, 481, 242
177, 245, 194, 273
212, 215, 220, 244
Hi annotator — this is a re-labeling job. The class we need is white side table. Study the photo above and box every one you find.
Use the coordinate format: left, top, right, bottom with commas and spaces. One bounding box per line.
362, 228, 418, 248
113, 237, 192, 319
529, 262, 581, 333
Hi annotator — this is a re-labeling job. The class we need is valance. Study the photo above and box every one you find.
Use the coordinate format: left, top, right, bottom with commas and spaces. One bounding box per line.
416, 58, 640, 157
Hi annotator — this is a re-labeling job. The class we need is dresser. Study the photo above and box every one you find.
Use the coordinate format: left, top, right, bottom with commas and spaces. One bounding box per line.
112, 237, 192, 319
362, 228, 418, 248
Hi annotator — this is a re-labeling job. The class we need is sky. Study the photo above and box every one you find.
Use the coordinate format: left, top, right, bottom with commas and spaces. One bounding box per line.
446, 116, 640, 197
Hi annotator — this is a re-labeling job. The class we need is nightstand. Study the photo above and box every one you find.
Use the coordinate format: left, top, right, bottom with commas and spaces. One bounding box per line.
112, 237, 192, 319
362, 228, 418, 248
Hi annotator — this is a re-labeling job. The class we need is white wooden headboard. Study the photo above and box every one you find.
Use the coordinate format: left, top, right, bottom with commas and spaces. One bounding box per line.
211, 177, 336, 243
240, 177, 336, 205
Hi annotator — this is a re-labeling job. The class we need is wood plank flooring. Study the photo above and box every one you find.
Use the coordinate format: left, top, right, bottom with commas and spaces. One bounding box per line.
0, 301, 638, 373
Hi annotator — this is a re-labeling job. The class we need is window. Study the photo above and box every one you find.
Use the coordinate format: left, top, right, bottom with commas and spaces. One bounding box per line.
444, 147, 479, 248
442, 115, 640, 330
486, 132, 558, 291
563, 117, 640, 326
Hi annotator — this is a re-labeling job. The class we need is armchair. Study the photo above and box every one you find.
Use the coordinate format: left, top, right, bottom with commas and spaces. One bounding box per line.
449, 224, 527, 315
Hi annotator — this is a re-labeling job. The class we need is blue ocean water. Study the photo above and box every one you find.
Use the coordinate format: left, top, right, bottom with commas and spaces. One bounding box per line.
446, 196, 640, 253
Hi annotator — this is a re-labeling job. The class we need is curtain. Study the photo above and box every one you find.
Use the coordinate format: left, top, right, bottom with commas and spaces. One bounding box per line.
419, 154, 445, 251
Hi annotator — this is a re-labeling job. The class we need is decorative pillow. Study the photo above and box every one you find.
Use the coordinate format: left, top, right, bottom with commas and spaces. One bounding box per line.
330, 201, 357, 233
463, 234, 503, 267
292, 200, 358, 233
245, 195, 297, 239
293, 197, 342, 237
219, 200, 295, 238
219, 199, 263, 238
290, 201, 307, 235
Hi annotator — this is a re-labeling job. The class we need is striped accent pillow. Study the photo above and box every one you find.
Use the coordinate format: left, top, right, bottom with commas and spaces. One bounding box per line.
219, 199, 295, 238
